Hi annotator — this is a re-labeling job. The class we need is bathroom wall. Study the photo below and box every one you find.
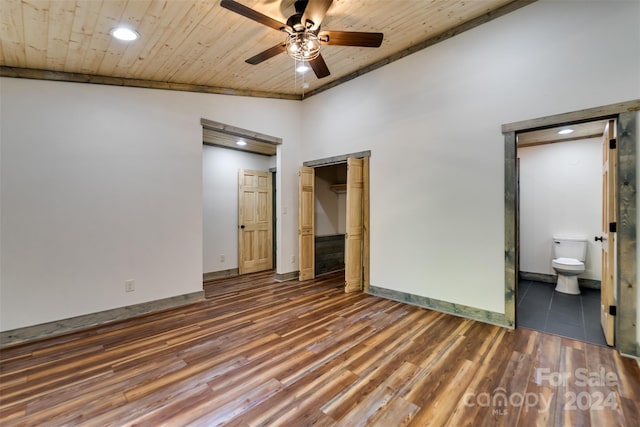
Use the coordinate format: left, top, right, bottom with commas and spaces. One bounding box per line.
202, 145, 275, 274
519, 137, 602, 281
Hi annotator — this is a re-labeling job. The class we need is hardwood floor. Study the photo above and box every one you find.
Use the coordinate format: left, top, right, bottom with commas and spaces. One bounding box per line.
1, 271, 639, 426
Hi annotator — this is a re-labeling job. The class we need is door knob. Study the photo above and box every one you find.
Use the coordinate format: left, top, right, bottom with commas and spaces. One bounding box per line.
240, 225, 245, 229
595, 236, 604, 242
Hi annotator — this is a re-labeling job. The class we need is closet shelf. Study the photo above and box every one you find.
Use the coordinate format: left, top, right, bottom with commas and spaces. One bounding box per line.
330, 184, 347, 194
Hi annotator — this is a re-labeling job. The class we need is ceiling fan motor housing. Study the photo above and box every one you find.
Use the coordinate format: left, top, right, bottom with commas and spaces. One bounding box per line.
286, 13, 306, 32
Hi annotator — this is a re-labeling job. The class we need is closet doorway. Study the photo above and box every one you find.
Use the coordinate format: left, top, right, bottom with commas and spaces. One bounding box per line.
298, 152, 370, 293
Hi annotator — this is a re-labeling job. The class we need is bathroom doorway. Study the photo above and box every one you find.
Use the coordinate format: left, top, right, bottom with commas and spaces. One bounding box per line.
516, 119, 609, 345
504, 101, 638, 356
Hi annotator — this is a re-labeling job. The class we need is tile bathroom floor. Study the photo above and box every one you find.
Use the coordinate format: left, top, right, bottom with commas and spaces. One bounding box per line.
517, 279, 609, 346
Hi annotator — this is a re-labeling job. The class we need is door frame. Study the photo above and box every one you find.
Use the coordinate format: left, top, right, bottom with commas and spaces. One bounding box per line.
502, 100, 639, 357
302, 151, 371, 291
201, 118, 281, 278
270, 167, 277, 269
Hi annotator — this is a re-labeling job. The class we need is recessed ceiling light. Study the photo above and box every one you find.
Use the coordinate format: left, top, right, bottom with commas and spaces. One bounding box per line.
558, 128, 574, 135
296, 63, 310, 73
236, 140, 247, 146
110, 26, 139, 41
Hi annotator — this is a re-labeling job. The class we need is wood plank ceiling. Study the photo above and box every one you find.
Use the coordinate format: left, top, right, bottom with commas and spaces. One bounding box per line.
0, 0, 530, 99
518, 120, 609, 147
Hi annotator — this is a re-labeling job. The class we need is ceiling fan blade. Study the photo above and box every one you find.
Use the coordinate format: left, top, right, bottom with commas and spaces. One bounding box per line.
319, 30, 383, 47
245, 43, 287, 65
309, 54, 330, 79
301, 0, 333, 30
220, 0, 289, 32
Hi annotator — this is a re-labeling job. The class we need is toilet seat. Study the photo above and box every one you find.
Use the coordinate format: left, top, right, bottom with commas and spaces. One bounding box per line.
554, 257, 583, 266
552, 257, 585, 273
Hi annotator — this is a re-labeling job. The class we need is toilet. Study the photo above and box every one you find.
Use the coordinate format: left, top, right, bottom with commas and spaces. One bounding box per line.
551, 237, 587, 295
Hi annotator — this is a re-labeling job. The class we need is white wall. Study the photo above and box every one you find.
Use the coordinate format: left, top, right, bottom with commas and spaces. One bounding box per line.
519, 138, 602, 280
300, 0, 640, 315
0, 78, 301, 331
202, 145, 274, 274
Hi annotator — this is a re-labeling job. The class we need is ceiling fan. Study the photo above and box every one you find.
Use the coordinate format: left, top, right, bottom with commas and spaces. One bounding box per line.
220, 0, 384, 79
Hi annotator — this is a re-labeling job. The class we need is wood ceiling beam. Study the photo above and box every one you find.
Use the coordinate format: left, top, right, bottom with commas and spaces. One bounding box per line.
0, 66, 303, 101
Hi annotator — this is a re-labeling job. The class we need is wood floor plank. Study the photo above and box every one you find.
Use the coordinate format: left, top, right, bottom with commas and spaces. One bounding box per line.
444, 327, 512, 426
250, 367, 357, 427
123, 333, 280, 402
484, 350, 534, 427
229, 365, 355, 427
334, 361, 422, 426
410, 358, 476, 426
401, 336, 472, 411
172, 378, 284, 426
1, 270, 638, 426
514, 330, 560, 427
365, 395, 418, 427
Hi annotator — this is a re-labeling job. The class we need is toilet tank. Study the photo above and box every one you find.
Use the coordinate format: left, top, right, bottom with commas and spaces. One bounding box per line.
552, 237, 587, 261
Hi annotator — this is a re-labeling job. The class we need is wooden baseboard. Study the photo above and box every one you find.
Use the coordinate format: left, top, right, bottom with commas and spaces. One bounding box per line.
203, 269, 239, 281
368, 285, 510, 328
205, 269, 298, 283
519, 271, 555, 284
624, 343, 640, 362
275, 271, 298, 282
0, 291, 204, 348
579, 278, 602, 290
519, 271, 601, 290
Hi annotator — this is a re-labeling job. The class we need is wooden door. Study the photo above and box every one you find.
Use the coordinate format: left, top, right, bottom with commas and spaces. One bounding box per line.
345, 157, 364, 293
600, 119, 616, 346
238, 169, 272, 274
298, 166, 315, 281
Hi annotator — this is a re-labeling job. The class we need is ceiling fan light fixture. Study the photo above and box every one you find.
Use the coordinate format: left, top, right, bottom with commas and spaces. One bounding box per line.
286, 32, 320, 61
296, 63, 310, 73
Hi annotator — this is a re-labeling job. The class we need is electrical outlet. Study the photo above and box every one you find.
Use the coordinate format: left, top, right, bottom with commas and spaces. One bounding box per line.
220, 254, 225, 263
291, 255, 295, 263
125, 279, 135, 292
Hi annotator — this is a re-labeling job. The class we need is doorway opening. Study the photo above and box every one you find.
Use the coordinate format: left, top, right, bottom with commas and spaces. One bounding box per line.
502, 101, 638, 357
314, 163, 348, 276
201, 119, 281, 281
299, 151, 370, 293
516, 119, 609, 346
